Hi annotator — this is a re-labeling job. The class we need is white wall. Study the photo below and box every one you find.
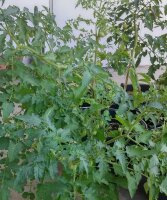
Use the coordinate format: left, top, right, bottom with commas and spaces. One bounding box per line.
3, 0, 49, 10
53, 0, 93, 27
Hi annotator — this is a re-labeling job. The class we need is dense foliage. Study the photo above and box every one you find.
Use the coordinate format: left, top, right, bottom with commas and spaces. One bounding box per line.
0, 1, 167, 200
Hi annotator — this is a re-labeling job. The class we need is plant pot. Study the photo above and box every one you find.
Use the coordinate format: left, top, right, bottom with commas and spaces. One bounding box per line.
121, 83, 150, 92
158, 194, 167, 200
80, 102, 90, 110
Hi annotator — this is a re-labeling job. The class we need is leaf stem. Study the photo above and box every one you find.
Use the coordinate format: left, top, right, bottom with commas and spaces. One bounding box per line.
3, 22, 66, 70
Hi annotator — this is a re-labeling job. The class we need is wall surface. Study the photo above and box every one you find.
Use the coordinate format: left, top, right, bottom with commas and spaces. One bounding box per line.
53, 0, 93, 27
2, 0, 48, 10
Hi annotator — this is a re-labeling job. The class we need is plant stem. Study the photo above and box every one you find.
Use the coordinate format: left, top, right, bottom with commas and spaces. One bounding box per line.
94, 24, 98, 66
92, 11, 98, 98
4, 22, 66, 70
106, 133, 127, 144
127, 135, 144, 148
124, 64, 130, 90
73, 167, 77, 200
124, 10, 138, 90
132, 12, 138, 62
18, 45, 66, 69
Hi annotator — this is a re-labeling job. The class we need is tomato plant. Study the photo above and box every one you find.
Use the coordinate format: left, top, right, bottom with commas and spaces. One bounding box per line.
0, 1, 167, 200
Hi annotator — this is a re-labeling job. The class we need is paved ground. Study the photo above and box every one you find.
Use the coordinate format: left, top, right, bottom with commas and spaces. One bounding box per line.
10, 191, 23, 200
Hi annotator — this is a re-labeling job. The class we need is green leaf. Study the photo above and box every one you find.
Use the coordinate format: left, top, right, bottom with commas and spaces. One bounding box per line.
94, 158, 109, 184
108, 184, 119, 200
148, 102, 163, 110
126, 146, 155, 158
113, 164, 124, 177
117, 103, 128, 115
84, 187, 98, 200
160, 176, 167, 195
126, 172, 138, 198
48, 161, 58, 179
2, 102, 14, 120
114, 149, 127, 173
147, 177, 159, 200
16, 114, 41, 126
160, 144, 167, 153
145, 34, 153, 45
80, 157, 89, 175
43, 107, 56, 131
110, 174, 128, 189
138, 73, 151, 84
74, 70, 92, 99
8, 141, 23, 162
34, 163, 45, 180
136, 131, 152, 144
58, 46, 71, 53
150, 56, 156, 64
22, 72, 39, 86
22, 192, 35, 200
164, 5, 167, 15
90, 64, 108, 79
0, 186, 9, 200
15, 166, 33, 186
115, 115, 130, 128
32, 27, 43, 46
134, 0, 140, 8
126, 146, 143, 158
129, 68, 138, 91
144, 10, 154, 30
4, 6, 19, 16
17, 17, 27, 41
0, 137, 9, 150
149, 155, 159, 176
0, 34, 6, 53
36, 182, 67, 200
